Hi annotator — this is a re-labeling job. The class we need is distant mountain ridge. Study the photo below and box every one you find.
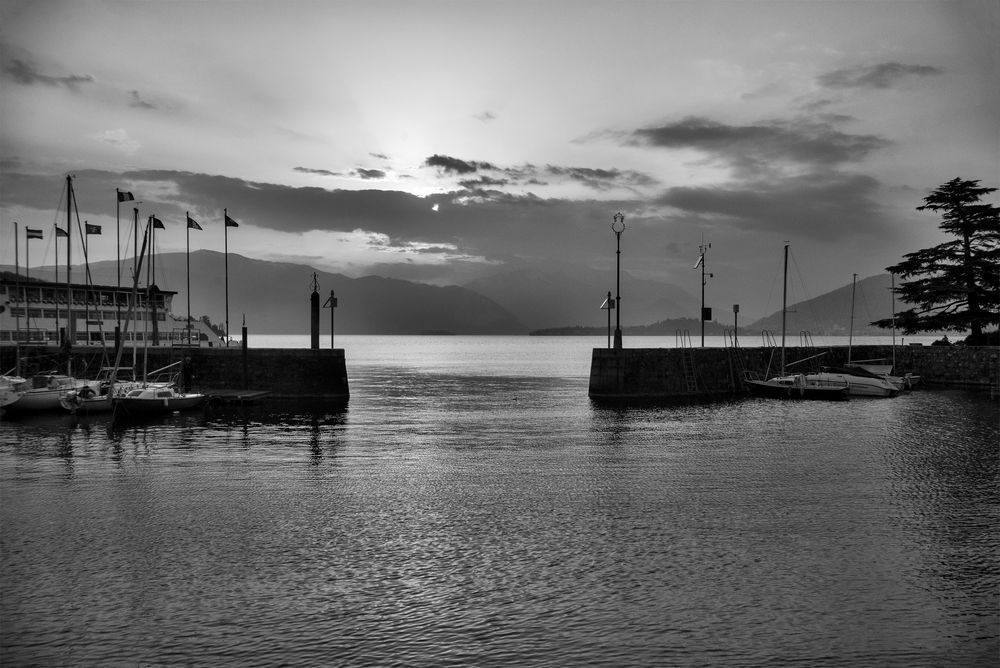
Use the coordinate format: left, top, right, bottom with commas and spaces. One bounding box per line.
3, 251, 524, 335
3, 256, 899, 336
746, 273, 896, 336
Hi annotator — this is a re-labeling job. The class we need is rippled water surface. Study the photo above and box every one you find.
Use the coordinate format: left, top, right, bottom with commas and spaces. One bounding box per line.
2, 337, 997, 666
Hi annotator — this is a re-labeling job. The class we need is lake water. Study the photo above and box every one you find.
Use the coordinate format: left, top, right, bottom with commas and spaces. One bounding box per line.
1, 336, 997, 666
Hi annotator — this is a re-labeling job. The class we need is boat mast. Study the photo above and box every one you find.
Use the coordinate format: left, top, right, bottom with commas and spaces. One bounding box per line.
848, 273, 857, 364
65, 176, 73, 376
781, 242, 788, 376
13, 222, 21, 375
891, 272, 897, 370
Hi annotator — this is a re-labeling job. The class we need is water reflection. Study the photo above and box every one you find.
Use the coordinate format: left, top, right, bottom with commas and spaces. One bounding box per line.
1, 378, 997, 666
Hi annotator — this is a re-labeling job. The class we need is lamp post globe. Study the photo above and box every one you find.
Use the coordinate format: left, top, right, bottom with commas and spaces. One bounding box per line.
611, 212, 625, 350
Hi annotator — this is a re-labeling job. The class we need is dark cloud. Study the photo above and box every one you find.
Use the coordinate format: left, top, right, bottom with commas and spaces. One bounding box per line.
475, 111, 496, 122
294, 166, 341, 176
545, 166, 659, 191
353, 168, 386, 180
3, 59, 93, 90
657, 173, 887, 241
458, 175, 510, 189
817, 62, 943, 89
128, 90, 155, 109
631, 116, 889, 175
424, 154, 495, 174
369, 152, 389, 160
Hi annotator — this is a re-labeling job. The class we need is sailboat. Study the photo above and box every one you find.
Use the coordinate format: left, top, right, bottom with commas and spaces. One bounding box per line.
106, 216, 206, 417
3, 177, 104, 412
842, 273, 920, 390
805, 274, 899, 397
744, 244, 850, 400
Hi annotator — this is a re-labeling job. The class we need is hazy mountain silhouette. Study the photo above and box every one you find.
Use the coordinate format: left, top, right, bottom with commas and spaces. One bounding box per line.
746, 273, 896, 336
7, 251, 525, 335
6, 255, 898, 336
464, 265, 700, 330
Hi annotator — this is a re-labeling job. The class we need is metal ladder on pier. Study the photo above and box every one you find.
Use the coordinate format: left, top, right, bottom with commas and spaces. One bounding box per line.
676, 329, 698, 393
725, 329, 750, 390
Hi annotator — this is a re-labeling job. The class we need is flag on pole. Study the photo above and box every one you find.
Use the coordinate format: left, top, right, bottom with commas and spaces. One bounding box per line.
25, 227, 43, 240
55, 226, 68, 237
85, 223, 102, 235
187, 216, 202, 230
693, 254, 704, 269
152, 216, 165, 229
117, 191, 135, 202
225, 214, 239, 228
600, 296, 615, 310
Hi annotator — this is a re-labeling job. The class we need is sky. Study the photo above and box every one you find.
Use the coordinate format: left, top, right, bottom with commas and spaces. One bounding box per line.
1, 0, 997, 321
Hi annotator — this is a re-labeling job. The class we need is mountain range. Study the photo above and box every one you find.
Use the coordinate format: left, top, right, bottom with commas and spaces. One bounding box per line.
4, 253, 897, 336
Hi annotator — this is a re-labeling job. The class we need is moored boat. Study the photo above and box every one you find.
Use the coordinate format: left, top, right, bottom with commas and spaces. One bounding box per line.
807, 366, 899, 397
744, 243, 850, 401
745, 374, 850, 400
115, 385, 206, 414
4, 373, 102, 412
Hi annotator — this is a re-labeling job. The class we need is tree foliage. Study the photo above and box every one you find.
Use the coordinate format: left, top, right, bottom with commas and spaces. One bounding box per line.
872, 177, 999, 344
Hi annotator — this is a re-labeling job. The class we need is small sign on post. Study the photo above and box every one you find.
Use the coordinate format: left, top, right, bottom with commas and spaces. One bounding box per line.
600, 291, 615, 349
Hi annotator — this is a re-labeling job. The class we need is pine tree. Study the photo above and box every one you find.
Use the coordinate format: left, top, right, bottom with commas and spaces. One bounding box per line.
872, 177, 999, 344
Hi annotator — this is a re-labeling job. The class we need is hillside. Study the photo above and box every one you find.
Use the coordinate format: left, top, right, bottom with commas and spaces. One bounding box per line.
746, 274, 895, 336
464, 265, 700, 330
5, 252, 525, 335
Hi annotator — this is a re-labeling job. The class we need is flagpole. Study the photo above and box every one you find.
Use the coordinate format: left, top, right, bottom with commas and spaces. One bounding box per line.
24, 226, 30, 281
224, 208, 230, 347
187, 211, 191, 345
66, 175, 72, 351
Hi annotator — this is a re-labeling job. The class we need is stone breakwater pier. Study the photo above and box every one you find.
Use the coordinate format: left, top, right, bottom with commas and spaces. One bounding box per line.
1, 347, 350, 401
589, 344, 999, 400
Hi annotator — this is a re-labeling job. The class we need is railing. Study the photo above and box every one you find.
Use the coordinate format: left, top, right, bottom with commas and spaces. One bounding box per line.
675, 329, 693, 348
761, 330, 777, 347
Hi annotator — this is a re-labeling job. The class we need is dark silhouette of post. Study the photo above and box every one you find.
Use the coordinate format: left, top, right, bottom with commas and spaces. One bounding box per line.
310, 273, 320, 350
612, 212, 625, 350
606, 291, 613, 348
697, 242, 712, 347
733, 304, 739, 347
323, 290, 338, 350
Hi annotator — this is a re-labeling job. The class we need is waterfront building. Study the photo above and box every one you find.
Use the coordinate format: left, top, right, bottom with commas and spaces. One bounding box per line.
0, 271, 218, 348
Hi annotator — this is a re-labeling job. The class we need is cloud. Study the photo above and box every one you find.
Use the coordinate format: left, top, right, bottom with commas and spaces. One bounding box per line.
424, 154, 495, 174
630, 116, 890, 176
657, 172, 887, 241
475, 110, 496, 122
92, 129, 140, 153
353, 168, 386, 180
3, 58, 94, 90
817, 62, 943, 89
294, 166, 341, 176
545, 166, 659, 191
128, 90, 156, 109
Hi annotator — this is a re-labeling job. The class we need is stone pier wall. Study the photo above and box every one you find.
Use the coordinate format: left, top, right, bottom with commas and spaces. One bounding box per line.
589, 344, 999, 399
2, 346, 350, 399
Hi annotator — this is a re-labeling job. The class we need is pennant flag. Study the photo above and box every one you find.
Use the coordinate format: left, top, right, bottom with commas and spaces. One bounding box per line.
55, 226, 68, 237
225, 214, 239, 228
85, 223, 102, 235
693, 254, 704, 269
152, 217, 165, 229
187, 216, 202, 231
26, 227, 43, 240
117, 190, 135, 202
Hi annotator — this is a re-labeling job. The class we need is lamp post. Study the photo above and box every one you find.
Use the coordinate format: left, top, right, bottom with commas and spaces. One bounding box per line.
612, 212, 625, 350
